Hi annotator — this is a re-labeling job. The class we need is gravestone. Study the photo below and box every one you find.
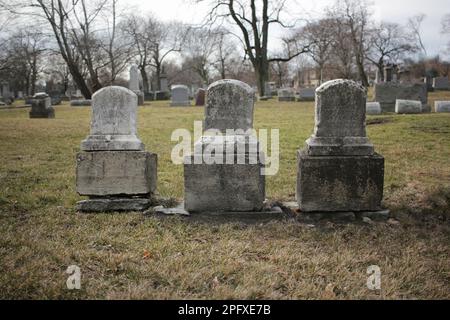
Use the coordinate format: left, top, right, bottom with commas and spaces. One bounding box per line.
384, 66, 393, 82
195, 88, 206, 106
184, 79, 265, 212
374, 82, 428, 112
435, 101, 450, 113
297, 79, 384, 213
297, 88, 316, 101
129, 64, 144, 106
29, 93, 55, 118
76, 86, 157, 212
432, 77, 450, 90
366, 102, 382, 115
70, 99, 92, 107
278, 88, 295, 102
262, 82, 273, 99
395, 99, 422, 114
170, 85, 190, 106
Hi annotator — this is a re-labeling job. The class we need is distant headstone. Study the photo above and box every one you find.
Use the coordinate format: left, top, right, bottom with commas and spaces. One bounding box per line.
29, 96, 55, 119
297, 79, 384, 212
195, 88, 206, 106
17, 91, 24, 99
432, 77, 450, 90
184, 79, 264, 212
129, 64, 144, 106
297, 88, 316, 101
374, 82, 428, 112
70, 100, 92, 107
76, 86, 157, 212
395, 99, 422, 114
154, 91, 169, 100
160, 74, 169, 92
384, 66, 393, 82
170, 85, 190, 106
278, 88, 295, 102
435, 101, 450, 113
366, 102, 382, 115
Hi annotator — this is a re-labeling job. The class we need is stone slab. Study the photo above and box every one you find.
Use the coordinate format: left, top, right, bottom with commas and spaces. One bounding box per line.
76, 198, 151, 212
366, 102, 382, 115
29, 97, 55, 118
76, 151, 157, 196
70, 100, 92, 107
184, 159, 265, 212
435, 101, 450, 113
374, 82, 428, 112
395, 99, 422, 114
296, 150, 384, 212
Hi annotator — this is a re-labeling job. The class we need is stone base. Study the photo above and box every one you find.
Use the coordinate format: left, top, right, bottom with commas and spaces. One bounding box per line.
29, 109, 55, 118
297, 210, 390, 222
70, 100, 91, 107
76, 151, 157, 196
296, 150, 384, 212
184, 158, 265, 212
76, 197, 151, 212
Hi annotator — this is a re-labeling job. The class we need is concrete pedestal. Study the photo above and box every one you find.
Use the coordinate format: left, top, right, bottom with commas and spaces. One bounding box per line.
76, 151, 157, 196
296, 150, 384, 212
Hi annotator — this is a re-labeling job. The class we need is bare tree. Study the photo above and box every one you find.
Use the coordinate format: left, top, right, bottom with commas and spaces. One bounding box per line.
367, 22, 417, 81
328, 0, 371, 87
442, 13, 450, 52
408, 14, 427, 56
213, 29, 236, 79
200, 0, 309, 96
295, 18, 334, 85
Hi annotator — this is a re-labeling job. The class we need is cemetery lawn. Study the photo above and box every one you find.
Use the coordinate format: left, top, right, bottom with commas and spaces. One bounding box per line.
0, 94, 449, 300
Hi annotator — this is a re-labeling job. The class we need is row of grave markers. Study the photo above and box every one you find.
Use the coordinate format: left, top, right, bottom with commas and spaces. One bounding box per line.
74, 79, 388, 215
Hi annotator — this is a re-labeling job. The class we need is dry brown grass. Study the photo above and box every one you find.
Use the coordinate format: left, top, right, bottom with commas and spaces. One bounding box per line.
0, 93, 449, 299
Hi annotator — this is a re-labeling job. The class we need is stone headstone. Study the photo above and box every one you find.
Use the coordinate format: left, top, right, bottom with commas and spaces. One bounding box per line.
366, 102, 382, 115
154, 91, 169, 100
80, 86, 144, 151
70, 99, 92, 107
374, 82, 428, 112
184, 79, 264, 212
76, 86, 157, 212
170, 85, 190, 106
17, 91, 24, 99
297, 79, 384, 213
306, 80, 373, 156
160, 74, 169, 92
29, 96, 55, 118
278, 88, 295, 102
195, 88, 206, 106
129, 64, 144, 105
395, 99, 422, 114
297, 88, 316, 101
432, 77, 450, 90
264, 82, 273, 98
435, 101, 450, 113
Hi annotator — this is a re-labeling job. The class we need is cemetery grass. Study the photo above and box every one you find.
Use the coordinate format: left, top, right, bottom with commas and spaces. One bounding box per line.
0, 95, 449, 300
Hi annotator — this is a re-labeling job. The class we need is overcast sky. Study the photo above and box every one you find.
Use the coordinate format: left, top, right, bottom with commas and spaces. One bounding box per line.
125, 0, 449, 58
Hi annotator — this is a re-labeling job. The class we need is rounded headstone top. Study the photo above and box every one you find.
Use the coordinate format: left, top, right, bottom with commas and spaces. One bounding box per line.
204, 79, 255, 133
316, 79, 366, 95
172, 84, 189, 90
93, 85, 136, 100
207, 79, 253, 95
33, 92, 49, 99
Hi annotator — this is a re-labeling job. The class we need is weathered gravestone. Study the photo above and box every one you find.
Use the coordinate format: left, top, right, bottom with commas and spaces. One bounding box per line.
434, 101, 450, 113
366, 102, 382, 115
29, 93, 55, 118
278, 88, 296, 102
395, 99, 422, 114
297, 79, 384, 213
129, 64, 144, 106
297, 88, 316, 102
184, 79, 265, 212
195, 88, 206, 106
433, 77, 450, 90
374, 82, 428, 112
170, 85, 191, 106
76, 86, 157, 212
